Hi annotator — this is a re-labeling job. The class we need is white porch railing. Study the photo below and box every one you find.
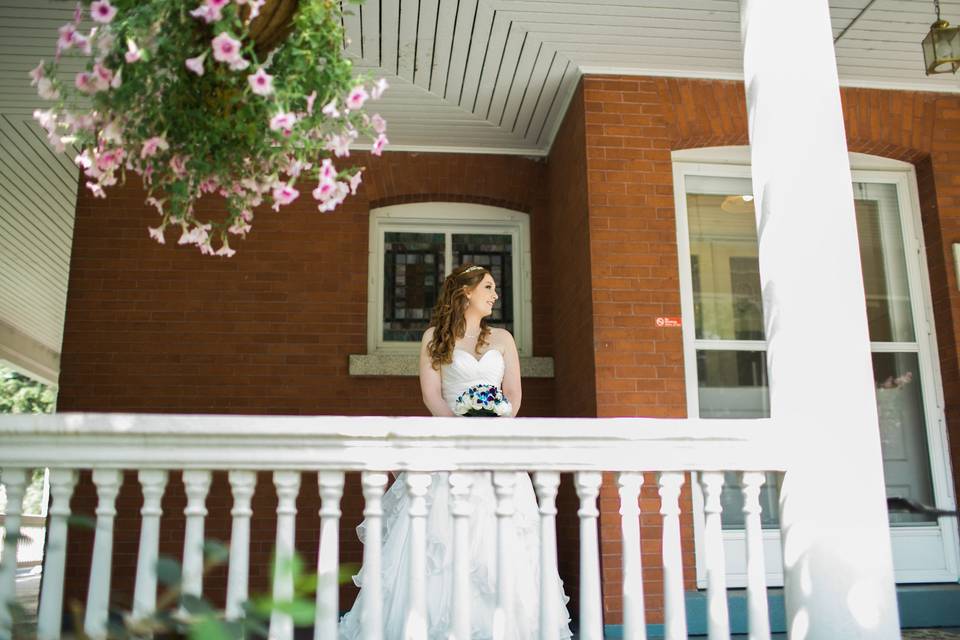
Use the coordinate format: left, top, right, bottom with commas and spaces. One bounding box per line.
0, 413, 789, 640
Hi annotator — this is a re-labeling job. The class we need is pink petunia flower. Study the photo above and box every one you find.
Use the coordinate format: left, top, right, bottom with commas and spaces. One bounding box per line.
321, 99, 339, 119
312, 180, 336, 201
215, 241, 236, 257
211, 32, 243, 64
140, 136, 169, 159
125, 39, 141, 63
345, 85, 369, 111
324, 133, 354, 158
306, 91, 317, 115
37, 78, 59, 100
169, 155, 189, 178
370, 113, 387, 134
228, 56, 250, 71
271, 184, 300, 210
102, 120, 124, 144
92, 63, 113, 91
185, 52, 207, 76
318, 158, 336, 182
148, 226, 166, 244
74, 33, 92, 56
269, 112, 297, 135
371, 78, 389, 100
248, 67, 273, 96
29, 62, 44, 87
245, 0, 266, 21
74, 72, 98, 94
57, 23, 77, 53
90, 0, 117, 23
349, 170, 363, 195
317, 182, 348, 213
190, 0, 230, 23
371, 133, 389, 156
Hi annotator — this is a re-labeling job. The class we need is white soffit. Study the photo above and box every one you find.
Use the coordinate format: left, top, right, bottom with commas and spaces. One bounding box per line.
0, 0, 958, 382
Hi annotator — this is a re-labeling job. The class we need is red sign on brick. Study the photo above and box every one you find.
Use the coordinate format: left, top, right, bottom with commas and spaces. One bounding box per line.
655, 317, 682, 328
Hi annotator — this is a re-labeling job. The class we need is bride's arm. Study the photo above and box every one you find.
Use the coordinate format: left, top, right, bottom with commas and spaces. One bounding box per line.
419, 328, 455, 417
500, 330, 522, 417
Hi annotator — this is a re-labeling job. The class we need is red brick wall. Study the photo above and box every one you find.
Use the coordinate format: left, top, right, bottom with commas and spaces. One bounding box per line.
57, 150, 556, 609
576, 75, 960, 625
55, 74, 960, 628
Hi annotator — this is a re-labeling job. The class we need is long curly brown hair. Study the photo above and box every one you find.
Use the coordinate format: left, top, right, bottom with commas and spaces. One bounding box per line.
427, 264, 493, 369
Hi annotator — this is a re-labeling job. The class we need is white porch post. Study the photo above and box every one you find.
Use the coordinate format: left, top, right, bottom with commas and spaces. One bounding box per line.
739, 1, 900, 638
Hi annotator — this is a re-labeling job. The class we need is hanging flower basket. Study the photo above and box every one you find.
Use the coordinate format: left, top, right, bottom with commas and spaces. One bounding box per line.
31, 0, 389, 256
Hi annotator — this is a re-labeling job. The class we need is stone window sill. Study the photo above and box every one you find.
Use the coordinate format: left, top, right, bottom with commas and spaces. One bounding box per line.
348, 354, 555, 378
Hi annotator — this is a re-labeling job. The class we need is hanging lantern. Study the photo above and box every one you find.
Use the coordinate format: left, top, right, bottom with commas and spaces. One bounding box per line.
922, 1, 960, 74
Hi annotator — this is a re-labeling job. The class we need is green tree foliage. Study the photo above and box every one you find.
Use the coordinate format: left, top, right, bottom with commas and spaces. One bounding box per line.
0, 367, 55, 514
0, 366, 56, 415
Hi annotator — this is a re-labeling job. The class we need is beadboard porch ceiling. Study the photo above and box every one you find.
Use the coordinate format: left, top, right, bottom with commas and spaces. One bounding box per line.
1, 0, 959, 382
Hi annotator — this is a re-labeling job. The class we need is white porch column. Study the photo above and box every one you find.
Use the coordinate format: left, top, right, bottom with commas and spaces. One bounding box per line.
739, 1, 900, 638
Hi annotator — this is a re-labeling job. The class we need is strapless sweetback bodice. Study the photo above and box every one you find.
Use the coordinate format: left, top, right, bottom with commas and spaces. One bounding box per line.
440, 349, 505, 411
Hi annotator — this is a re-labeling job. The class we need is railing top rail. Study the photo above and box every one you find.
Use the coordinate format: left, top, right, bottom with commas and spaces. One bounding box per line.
0, 412, 790, 472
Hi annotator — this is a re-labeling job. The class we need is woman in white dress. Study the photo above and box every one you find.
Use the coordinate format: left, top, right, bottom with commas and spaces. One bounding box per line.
339, 264, 572, 640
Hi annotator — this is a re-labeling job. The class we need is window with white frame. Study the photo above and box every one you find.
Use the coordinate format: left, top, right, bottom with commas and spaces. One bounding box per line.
367, 203, 532, 356
675, 157, 950, 529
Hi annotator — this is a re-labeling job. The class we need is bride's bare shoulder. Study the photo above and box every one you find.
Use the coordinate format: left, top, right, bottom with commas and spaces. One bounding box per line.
422, 326, 435, 343
487, 327, 516, 347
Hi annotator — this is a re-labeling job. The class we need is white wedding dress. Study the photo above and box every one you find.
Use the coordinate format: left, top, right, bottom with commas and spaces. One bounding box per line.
338, 349, 573, 640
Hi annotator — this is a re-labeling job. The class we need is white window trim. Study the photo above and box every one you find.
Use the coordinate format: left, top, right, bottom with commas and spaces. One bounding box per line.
671, 149, 959, 588
367, 202, 533, 357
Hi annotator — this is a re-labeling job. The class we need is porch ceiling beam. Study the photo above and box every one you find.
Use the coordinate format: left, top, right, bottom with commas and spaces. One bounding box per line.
0, 317, 59, 386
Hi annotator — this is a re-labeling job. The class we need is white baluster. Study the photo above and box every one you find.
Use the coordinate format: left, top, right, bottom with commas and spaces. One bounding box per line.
0, 468, 28, 638
404, 472, 432, 640
659, 472, 687, 640
741, 472, 771, 640
618, 472, 647, 640
181, 470, 212, 600
493, 472, 518, 638
131, 470, 168, 622
533, 472, 561, 640
359, 472, 388, 640
575, 471, 603, 640
226, 470, 256, 621
37, 469, 78, 640
700, 472, 730, 640
84, 469, 122, 640
270, 471, 302, 640
314, 471, 344, 640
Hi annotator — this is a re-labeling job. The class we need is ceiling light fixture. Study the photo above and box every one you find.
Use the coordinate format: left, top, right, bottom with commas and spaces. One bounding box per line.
922, 0, 960, 75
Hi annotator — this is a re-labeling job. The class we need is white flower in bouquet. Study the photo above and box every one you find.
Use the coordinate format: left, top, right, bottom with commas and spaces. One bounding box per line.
454, 384, 512, 417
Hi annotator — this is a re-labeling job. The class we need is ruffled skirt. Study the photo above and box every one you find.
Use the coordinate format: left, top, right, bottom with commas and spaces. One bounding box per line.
338, 471, 573, 640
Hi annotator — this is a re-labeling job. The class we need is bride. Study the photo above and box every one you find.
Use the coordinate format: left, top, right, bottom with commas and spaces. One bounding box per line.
339, 264, 572, 640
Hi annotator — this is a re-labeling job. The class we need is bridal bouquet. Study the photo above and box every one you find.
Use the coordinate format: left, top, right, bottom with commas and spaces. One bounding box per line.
31, 0, 388, 257
453, 384, 512, 417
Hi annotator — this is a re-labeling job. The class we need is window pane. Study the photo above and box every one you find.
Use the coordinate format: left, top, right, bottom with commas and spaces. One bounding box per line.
697, 349, 779, 528
686, 176, 764, 340
696, 350, 769, 419
874, 352, 936, 525
452, 234, 513, 332
383, 232, 445, 342
853, 182, 915, 343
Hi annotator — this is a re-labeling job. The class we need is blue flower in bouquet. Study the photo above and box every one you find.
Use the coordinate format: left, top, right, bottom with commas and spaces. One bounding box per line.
454, 384, 512, 417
